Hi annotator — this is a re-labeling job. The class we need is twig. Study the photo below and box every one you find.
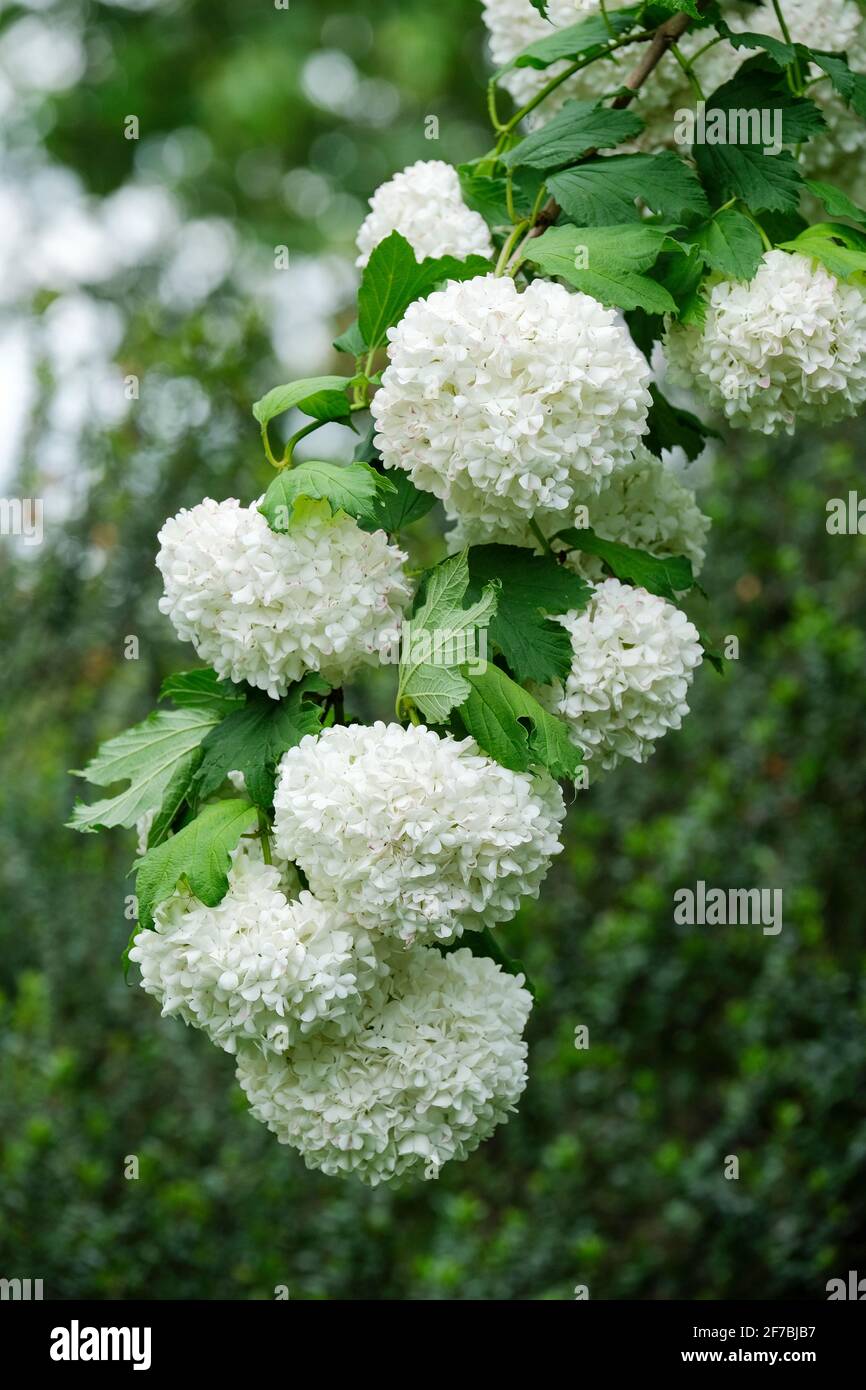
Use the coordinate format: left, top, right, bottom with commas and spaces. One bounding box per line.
506, 7, 698, 274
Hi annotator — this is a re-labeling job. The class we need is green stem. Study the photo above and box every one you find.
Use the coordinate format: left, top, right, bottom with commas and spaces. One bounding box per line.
770, 0, 804, 92
687, 33, 724, 68
495, 219, 530, 275
670, 42, 704, 101
257, 811, 273, 865
281, 416, 326, 468
497, 31, 653, 137
529, 517, 553, 555
505, 168, 517, 223
327, 687, 345, 725
261, 422, 280, 469
599, 0, 620, 49
487, 77, 505, 133
738, 202, 773, 252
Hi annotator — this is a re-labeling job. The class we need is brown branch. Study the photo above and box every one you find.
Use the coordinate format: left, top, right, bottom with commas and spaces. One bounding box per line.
517, 9, 697, 250
612, 9, 694, 108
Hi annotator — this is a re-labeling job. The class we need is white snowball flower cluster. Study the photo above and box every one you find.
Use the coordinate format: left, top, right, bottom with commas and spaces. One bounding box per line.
156, 496, 411, 698
128, 843, 393, 1055
272, 721, 566, 944
664, 251, 866, 435
579, 447, 710, 579
540, 577, 703, 770
447, 446, 710, 580
372, 274, 651, 531
235, 946, 532, 1185
355, 160, 494, 267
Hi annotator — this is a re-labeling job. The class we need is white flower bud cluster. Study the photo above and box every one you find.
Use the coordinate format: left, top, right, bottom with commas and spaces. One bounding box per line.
131, 722, 559, 1182
272, 721, 566, 945
236, 947, 532, 1186
355, 160, 494, 266
539, 577, 704, 771
664, 251, 866, 435
129, 842, 393, 1056
156, 497, 411, 698
371, 274, 651, 532
447, 446, 710, 581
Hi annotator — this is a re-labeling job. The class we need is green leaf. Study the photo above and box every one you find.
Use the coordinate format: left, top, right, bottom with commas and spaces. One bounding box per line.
694, 144, 802, 214
689, 207, 764, 280
363, 468, 437, 534
332, 321, 365, 357
144, 756, 198, 850
398, 551, 498, 724
548, 152, 708, 225
252, 376, 351, 427
68, 707, 220, 834
351, 420, 378, 464
458, 664, 581, 780
554, 526, 696, 601
806, 51, 866, 119
704, 58, 827, 145
134, 798, 259, 931
259, 459, 395, 531
501, 10, 636, 72
357, 231, 490, 350
645, 384, 720, 463
527, 223, 678, 313
648, 0, 709, 18
193, 675, 329, 809
465, 544, 591, 685
502, 99, 644, 171
699, 632, 726, 675
778, 222, 866, 281
717, 26, 796, 68
457, 166, 511, 226
159, 668, 246, 717
651, 243, 707, 325
804, 179, 866, 225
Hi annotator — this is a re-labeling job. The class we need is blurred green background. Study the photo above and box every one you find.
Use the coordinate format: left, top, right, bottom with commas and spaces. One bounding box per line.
1, 0, 865, 1300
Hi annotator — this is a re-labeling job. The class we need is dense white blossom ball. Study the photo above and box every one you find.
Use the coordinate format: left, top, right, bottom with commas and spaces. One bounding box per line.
272, 721, 565, 944
128, 843, 392, 1055
355, 160, 494, 267
664, 251, 866, 435
371, 274, 651, 531
578, 447, 710, 578
540, 577, 703, 770
447, 446, 710, 579
235, 947, 532, 1184
156, 497, 411, 698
